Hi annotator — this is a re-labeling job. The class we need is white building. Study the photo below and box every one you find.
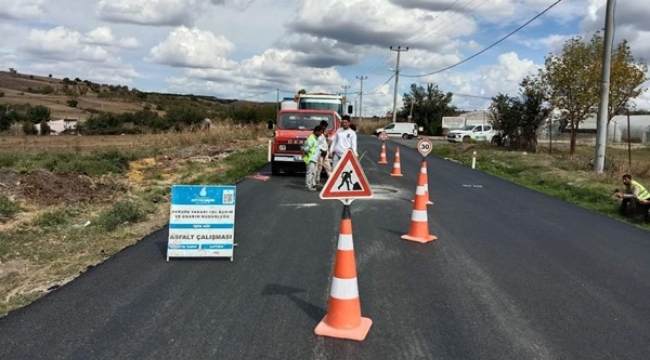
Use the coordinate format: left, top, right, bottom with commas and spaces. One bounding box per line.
34, 119, 78, 135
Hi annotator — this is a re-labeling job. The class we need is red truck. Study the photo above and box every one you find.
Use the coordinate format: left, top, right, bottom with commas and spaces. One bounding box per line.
267, 109, 341, 175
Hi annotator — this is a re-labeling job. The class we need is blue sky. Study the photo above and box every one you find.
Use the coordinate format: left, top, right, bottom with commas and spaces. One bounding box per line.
0, 0, 649, 115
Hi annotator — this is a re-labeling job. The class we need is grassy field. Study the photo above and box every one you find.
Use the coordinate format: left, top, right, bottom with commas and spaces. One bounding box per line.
0, 121, 271, 317
429, 140, 650, 230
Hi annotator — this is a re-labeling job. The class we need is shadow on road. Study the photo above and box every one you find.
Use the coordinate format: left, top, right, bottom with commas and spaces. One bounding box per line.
262, 284, 326, 322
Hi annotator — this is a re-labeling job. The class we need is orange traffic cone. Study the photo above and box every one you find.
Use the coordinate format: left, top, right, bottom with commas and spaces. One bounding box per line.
411, 158, 433, 205
315, 205, 372, 341
378, 142, 388, 164
390, 147, 403, 177
402, 180, 437, 243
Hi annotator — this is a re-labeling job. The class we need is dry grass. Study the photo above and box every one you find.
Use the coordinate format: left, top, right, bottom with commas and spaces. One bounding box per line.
0, 120, 271, 152
0, 122, 271, 317
354, 117, 390, 135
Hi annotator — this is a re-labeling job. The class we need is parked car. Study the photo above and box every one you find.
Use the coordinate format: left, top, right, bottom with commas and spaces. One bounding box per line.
446, 124, 497, 143
374, 122, 418, 139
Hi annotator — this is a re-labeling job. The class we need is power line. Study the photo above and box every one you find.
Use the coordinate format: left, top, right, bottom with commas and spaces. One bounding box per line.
401, 0, 564, 78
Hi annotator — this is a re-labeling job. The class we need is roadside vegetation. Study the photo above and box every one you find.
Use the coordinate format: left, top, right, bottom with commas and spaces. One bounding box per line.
430, 141, 650, 230
0, 121, 270, 317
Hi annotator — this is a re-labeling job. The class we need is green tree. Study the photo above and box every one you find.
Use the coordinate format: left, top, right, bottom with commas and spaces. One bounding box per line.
67, 99, 78, 107
400, 83, 456, 135
539, 32, 648, 156
0, 112, 14, 132
39, 120, 50, 135
298, 89, 307, 94
165, 106, 205, 130
27, 105, 51, 124
489, 77, 551, 153
607, 38, 648, 122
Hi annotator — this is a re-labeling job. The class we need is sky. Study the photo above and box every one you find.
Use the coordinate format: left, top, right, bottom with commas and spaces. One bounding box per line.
0, 0, 649, 116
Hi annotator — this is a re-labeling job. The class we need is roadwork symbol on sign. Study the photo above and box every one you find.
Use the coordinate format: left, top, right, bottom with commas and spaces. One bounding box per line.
320, 149, 373, 202
417, 139, 432, 157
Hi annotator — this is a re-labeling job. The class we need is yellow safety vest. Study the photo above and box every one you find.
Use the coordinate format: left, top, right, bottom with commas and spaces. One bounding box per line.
631, 180, 650, 200
303, 134, 318, 164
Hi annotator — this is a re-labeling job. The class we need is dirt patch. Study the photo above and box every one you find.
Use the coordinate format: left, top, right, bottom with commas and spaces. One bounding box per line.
0, 170, 126, 206
0, 259, 29, 279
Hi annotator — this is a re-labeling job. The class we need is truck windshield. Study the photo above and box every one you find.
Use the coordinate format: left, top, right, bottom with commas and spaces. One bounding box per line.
461, 125, 476, 130
279, 113, 335, 131
298, 98, 342, 115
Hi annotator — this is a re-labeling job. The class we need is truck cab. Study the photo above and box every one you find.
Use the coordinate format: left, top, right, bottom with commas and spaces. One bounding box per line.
267, 110, 341, 175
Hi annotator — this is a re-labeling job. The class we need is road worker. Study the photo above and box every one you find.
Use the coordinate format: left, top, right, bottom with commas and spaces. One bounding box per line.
614, 173, 650, 220
302, 125, 323, 191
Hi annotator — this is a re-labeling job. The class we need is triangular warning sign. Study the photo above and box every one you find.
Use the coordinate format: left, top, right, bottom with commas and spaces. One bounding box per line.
320, 149, 373, 200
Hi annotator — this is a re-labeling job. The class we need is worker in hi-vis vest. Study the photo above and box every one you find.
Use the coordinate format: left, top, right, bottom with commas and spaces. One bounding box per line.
302, 125, 324, 192
614, 173, 650, 218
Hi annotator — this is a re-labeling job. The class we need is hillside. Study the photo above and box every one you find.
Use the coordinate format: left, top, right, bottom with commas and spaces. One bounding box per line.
0, 70, 275, 122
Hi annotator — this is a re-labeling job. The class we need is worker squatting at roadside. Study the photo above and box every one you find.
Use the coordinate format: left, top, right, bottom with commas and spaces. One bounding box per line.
614, 173, 650, 221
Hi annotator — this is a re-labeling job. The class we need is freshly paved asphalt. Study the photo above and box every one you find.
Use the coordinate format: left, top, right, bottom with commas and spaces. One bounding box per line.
0, 135, 648, 360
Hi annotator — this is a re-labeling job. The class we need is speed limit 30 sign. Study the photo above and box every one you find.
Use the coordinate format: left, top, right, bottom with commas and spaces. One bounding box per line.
417, 139, 432, 157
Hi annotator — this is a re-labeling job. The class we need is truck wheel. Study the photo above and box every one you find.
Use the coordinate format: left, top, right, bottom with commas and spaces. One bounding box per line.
271, 161, 280, 176
402, 134, 409, 139
463, 136, 470, 143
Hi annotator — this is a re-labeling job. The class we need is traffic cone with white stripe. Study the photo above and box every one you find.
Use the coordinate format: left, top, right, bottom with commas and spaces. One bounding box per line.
378, 142, 388, 164
315, 204, 372, 341
390, 147, 403, 177
402, 180, 437, 243
411, 157, 433, 205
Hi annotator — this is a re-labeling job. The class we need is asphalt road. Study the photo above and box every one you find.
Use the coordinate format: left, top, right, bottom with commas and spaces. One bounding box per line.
0, 135, 649, 360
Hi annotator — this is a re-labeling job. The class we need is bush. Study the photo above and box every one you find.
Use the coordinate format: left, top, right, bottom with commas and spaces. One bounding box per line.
0, 196, 19, 216
97, 200, 147, 231
66, 99, 78, 108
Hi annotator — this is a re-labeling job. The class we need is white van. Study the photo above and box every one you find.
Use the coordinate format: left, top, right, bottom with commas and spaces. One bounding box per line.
374, 122, 418, 139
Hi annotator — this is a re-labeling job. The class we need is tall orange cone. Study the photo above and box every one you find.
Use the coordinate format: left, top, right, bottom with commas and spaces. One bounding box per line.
315, 205, 372, 341
411, 157, 433, 205
390, 147, 403, 177
402, 181, 437, 243
378, 142, 388, 164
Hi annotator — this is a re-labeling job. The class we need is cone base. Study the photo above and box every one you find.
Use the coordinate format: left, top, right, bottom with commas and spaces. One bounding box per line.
401, 234, 437, 243
314, 316, 373, 341
390, 173, 403, 177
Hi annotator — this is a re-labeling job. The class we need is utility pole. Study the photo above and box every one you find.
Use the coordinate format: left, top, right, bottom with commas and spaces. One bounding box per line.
390, 46, 408, 124
341, 85, 350, 114
355, 75, 367, 121
354, 100, 358, 118
593, 0, 617, 172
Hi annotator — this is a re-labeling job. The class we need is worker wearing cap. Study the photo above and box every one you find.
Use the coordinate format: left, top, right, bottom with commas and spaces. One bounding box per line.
614, 173, 650, 219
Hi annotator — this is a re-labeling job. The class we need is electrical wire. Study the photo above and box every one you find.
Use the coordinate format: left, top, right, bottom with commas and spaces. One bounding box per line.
401, 0, 565, 78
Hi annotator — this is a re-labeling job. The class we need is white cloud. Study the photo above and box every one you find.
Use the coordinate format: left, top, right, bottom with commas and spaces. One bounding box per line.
416, 52, 542, 109
2, 0, 650, 116
84, 27, 140, 50
97, 0, 259, 26
22, 27, 111, 63
175, 48, 348, 94
146, 26, 236, 69
0, 0, 45, 19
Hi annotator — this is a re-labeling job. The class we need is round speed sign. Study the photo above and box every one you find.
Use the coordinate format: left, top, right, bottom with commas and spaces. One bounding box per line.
417, 139, 432, 157
378, 131, 388, 141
